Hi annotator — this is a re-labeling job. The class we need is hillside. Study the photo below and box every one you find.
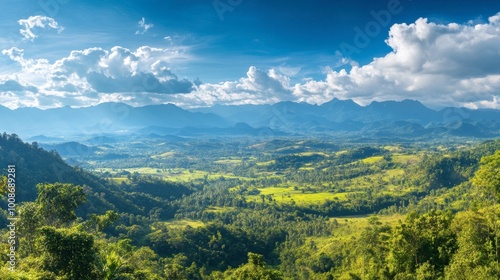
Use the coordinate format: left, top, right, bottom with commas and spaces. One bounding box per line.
0, 133, 192, 218
2, 132, 500, 278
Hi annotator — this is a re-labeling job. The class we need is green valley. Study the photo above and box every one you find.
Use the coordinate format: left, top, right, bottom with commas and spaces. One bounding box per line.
1, 133, 500, 279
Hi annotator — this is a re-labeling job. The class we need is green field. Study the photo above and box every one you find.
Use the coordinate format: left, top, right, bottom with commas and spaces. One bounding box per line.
95, 167, 252, 182
247, 186, 348, 205
309, 214, 404, 252
150, 151, 176, 159
214, 158, 243, 164
153, 219, 205, 230
392, 153, 422, 164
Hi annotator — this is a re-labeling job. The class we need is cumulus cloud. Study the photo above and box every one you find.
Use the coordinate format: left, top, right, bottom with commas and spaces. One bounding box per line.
136, 17, 153, 35
164, 12, 500, 109
171, 66, 294, 107
87, 71, 193, 94
2, 12, 500, 109
52, 46, 194, 94
288, 13, 500, 108
18, 15, 64, 41
2, 47, 51, 74
0, 45, 195, 108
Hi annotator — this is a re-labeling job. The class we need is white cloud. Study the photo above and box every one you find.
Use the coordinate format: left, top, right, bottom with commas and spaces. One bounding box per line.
490, 13, 500, 25
55, 46, 194, 94
2, 12, 500, 110
0, 45, 195, 109
18, 15, 64, 41
288, 12, 500, 109
163, 12, 500, 109
170, 66, 294, 107
136, 17, 154, 35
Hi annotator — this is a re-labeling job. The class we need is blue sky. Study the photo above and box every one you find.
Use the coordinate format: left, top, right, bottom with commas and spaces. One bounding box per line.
1, 0, 500, 109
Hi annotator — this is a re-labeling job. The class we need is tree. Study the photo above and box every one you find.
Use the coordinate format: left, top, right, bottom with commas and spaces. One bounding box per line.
86, 210, 119, 233
18, 202, 42, 256
38, 226, 100, 279
472, 150, 500, 264
388, 211, 455, 278
35, 183, 86, 226
101, 250, 125, 280
472, 150, 500, 198
164, 253, 201, 280
445, 211, 500, 279
224, 252, 283, 280
0, 175, 7, 196
353, 217, 391, 279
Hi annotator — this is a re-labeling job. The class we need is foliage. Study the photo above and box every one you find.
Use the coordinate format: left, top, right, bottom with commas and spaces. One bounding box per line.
472, 150, 500, 200
37, 226, 99, 279
223, 253, 283, 280
0, 175, 7, 196
1, 133, 500, 279
36, 183, 86, 226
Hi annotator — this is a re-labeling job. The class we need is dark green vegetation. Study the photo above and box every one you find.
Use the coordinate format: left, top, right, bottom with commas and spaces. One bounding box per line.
1, 132, 500, 279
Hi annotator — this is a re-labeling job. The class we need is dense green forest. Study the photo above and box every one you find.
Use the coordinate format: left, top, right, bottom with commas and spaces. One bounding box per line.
1, 133, 500, 279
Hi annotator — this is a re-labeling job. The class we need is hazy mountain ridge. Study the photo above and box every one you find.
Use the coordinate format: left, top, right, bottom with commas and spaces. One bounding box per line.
39, 142, 101, 157
0, 102, 228, 137
1, 99, 500, 139
190, 99, 500, 138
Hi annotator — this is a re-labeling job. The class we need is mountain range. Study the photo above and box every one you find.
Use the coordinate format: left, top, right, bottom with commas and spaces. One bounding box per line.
2, 98, 500, 140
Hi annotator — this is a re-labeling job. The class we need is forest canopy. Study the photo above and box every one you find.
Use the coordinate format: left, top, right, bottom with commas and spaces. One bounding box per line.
0, 134, 499, 279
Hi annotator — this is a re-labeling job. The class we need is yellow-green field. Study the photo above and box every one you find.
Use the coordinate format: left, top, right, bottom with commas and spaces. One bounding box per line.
154, 219, 205, 230
383, 145, 403, 152
150, 151, 175, 159
360, 156, 383, 164
256, 160, 275, 166
297, 152, 330, 157
94, 167, 251, 183
247, 186, 348, 205
204, 206, 236, 213
306, 214, 404, 253
384, 168, 405, 178
392, 153, 422, 164
214, 159, 243, 164
298, 163, 315, 171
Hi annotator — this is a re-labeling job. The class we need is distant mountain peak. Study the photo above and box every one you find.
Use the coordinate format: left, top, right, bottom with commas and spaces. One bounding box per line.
2, 98, 500, 138
322, 97, 360, 105
367, 99, 430, 109
400, 99, 427, 106
321, 98, 362, 110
